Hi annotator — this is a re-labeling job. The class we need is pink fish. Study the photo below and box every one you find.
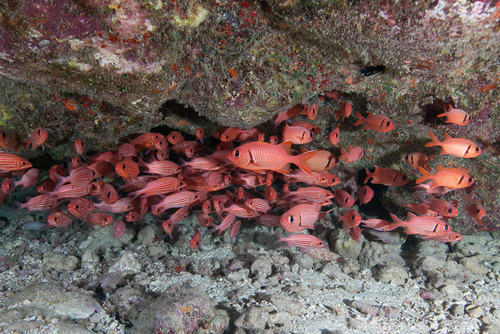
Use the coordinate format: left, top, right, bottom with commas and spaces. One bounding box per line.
338, 210, 362, 231
151, 191, 200, 215
355, 185, 374, 205
25, 127, 49, 150
112, 221, 127, 239
275, 234, 326, 251
333, 189, 355, 208
437, 105, 471, 126
355, 113, 394, 132
328, 126, 340, 146
339, 145, 364, 163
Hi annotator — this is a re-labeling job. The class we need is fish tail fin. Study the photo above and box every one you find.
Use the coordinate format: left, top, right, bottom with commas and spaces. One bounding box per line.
14, 201, 24, 213
52, 173, 65, 191
354, 113, 365, 127
424, 131, 441, 148
416, 167, 431, 184
294, 150, 316, 174
339, 148, 347, 161
364, 168, 373, 183
178, 158, 187, 167
436, 112, 447, 118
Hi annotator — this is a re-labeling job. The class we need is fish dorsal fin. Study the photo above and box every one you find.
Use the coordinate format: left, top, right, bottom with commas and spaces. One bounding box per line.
444, 133, 452, 140
406, 212, 417, 220
368, 112, 374, 117
436, 165, 444, 172
348, 145, 354, 150
279, 141, 292, 155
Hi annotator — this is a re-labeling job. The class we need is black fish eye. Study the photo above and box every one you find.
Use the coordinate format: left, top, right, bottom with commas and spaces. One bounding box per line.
476, 209, 480, 214
309, 132, 313, 138
234, 150, 240, 157
351, 215, 355, 220
54, 217, 57, 221
363, 189, 367, 194
75, 205, 79, 209
402, 175, 407, 181
289, 215, 294, 223
122, 165, 126, 169
194, 195, 198, 199
386, 121, 391, 127
155, 135, 160, 139
468, 177, 473, 183
444, 225, 449, 231
344, 198, 348, 203
22, 161, 27, 165
448, 208, 452, 213
475, 147, 480, 152
318, 242, 323, 245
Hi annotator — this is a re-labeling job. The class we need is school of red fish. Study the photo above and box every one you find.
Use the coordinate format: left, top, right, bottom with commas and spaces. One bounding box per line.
0, 97, 485, 251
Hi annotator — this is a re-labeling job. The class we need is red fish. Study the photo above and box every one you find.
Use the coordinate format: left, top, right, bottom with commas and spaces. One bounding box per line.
68, 198, 95, 221
151, 191, 200, 215
15, 195, 62, 212
89, 212, 113, 228
334, 101, 352, 121
190, 230, 201, 249
87, 161, 112, 179
195, 127, 204, 143
0, 131, 23, 151
416, 166, 473, 189
339, 145, 364, 163
349, 225, 363, 243
167, 131, 184, 145
466, 203, 486, 221
126, 210, 140, 222
365, 166, 409, 186
338, 210, 362, 231
95, 199, 133, 213
421, 231, 463, 243
73, 139, 86, 159
418, 194, 458, 218
210, 213, 236, 235
0, 153, 32, 172
129, 177, 186, 198
355, 185, 374, 205
355, 113, 394, 132
360, 218, 391, 230
282, 124, 314, 145
48, 184, 94, 199
306, 103, 318, 120
333, 189, 355, 208
112, 221, 127, 239
37, 178, 55, 192
437, 105, 471, 126
328, 126, 340, 147
274, 104, 306, 127
179, 157, 222, 171
405, 152, 433, 170
275, 234, 326, 251
13, 168, 41, 190
131, 133, 163, 151
227, 141, 316, 175
25, 127, 49, 150
283, 186, 334, 205
115, 159, 140, 180
284, 171, 340, 187
47, 211, 72, 228
138, 159, 181, 176
304, 150, 338, 173
53, 166, 94, 190
245, 198, 272, 214
99, 180, 118, 205
280, 204, 325, 232
381, 213, 452, 236
425, 131, 481, 158
117, 143, 137, 159
290, 122, 320, 135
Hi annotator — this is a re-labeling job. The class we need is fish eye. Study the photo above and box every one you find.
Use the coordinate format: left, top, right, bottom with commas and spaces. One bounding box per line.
363, 189, 367, 194
444, 225, 449, 231
309, 132, 313, 138
155, 135, 160, 139
122, 164, 126, 169
344, 198, 348, 203
468, 177, 473, 183
194, 195, 198, 199
179, 182, 185, 186
75, 205, 79, 209
386, 121, 391, 127
289, 215, 294, 223
234, 150, 240, 158
476, 209, 480, 214
318, 242, 323, 245
448, 208, 452, 213
402, 175, 407, 181
22, 161, 27, 165
475, 147, 480, 152
351, 215, 355, 220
